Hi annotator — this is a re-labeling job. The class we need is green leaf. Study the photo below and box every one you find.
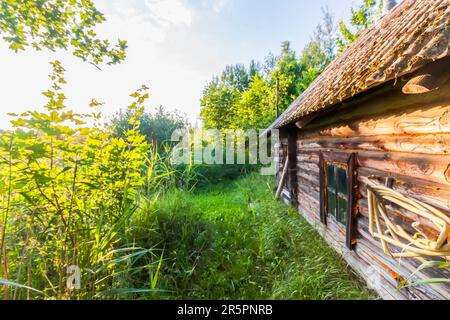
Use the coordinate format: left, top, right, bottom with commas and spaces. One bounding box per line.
0, 279, 45, 296
406, 278, 450, 287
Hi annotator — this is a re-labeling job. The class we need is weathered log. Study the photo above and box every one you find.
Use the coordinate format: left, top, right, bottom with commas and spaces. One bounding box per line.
301, 103, 450, 138
403, 62, 450, 95
355, 151, 450, 185
301, 79, 450, 135
298, 134, 450, 155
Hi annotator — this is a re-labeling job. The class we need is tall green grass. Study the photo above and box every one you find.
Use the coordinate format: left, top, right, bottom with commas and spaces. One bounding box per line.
0, 61, 374, 300
128, 173, 376, 300
0, 63, 172, 300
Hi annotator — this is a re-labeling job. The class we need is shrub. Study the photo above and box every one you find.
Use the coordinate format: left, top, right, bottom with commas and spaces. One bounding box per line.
0, 62, 168, 299
109, 106, 189, 147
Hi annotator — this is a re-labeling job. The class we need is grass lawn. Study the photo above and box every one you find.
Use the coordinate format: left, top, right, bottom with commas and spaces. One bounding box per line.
131, 173, 376, 300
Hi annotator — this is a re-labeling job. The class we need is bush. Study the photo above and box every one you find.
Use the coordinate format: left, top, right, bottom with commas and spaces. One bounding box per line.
109, 106, 188, 147
0, 62, 169, 299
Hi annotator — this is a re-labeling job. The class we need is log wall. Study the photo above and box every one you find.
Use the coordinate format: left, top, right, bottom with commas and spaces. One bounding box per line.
283, 76, 450, 300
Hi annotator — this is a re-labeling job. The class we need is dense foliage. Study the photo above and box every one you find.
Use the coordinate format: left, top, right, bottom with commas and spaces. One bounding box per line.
200, 1, 386, 130
200, 10, 336, 130
109, 106, 189, 147
0, 63, 182, 299
336, 0, 383, 53
0, 0, 398, 300
0, 0, 127, 65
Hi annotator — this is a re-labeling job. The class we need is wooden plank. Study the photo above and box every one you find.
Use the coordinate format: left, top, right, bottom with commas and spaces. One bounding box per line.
296, 163, 450, 300
297, 180, 320, 201
297, 169, 320, 185
297, 190, 320, 211
403, 62, 450, 95
357, 224, 450, 300
322, 150, 353, 163
291, 86, 450, 300
276, 158, 289, 199
298, 134, 450, 155
297, 153, 320, 165
301, 80, 450, 136
319, 152, 327, 225
297, 162, 320, 176
298, 206, 408, 300
301, 101, 450, 138
356, 151, 450, 185
356, 226, 449, 300
347, 153, 357, 250
357, 167, 450, 211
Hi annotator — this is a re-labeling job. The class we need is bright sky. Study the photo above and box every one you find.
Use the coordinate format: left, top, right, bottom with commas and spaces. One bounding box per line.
0, 0, 358, 129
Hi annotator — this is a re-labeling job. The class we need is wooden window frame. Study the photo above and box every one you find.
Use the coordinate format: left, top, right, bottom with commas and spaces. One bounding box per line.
326, 161, 349, 225
319, 152, 357, 250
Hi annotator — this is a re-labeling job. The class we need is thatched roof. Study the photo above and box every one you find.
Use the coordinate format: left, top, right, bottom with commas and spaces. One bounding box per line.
271, 0, 450, 129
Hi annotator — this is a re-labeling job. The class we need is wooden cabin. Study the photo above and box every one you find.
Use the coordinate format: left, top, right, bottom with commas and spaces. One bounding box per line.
268, 0, 450, 300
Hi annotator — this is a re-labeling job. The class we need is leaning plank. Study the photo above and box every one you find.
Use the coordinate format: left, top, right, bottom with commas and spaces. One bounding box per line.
275, 158, 289, 199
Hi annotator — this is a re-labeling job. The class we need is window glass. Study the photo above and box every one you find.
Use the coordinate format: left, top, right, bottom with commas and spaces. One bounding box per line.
326, 164, 336, 218
326, 163, 348, 226
336, 167, 348, 225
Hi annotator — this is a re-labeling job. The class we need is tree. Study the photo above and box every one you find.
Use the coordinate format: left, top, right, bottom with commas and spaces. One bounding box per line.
298, 8, 336, 92
200, 64, 258, 130
270, 41, 302, 113
235, 75, 273, 129
336, 0, 382, 53
110, 106, 189, 146
200, 79, 241, 130
248, 60, 261, 80
220, 64, 251, 93
0, 0, 127, 65
200, 10, 338, 131
262, 52, 277, 78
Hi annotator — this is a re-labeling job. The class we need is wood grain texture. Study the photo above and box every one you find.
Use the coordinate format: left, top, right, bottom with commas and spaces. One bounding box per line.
298, 134, 450, 155
271, 2, 450, 129
302, 103, 450, 138
283, 66, 450, 300
403, 62, 450, 95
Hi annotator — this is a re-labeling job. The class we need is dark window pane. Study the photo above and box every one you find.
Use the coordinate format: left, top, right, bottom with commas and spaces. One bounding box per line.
326, 164, 336, 218
336, 167, 348, 225
337, 196, 348, 225
337, 167, 348, 198
327, 164, 335, 192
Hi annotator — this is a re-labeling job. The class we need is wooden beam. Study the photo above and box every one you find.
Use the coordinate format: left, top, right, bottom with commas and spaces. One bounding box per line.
402, 62, 450, 95
346, 153, 357, 250
403, 74, 438, 94
276, 158, 289, 200
295, 113, 320, 129
299, 79, 450, 137
297, 133, 450, 156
